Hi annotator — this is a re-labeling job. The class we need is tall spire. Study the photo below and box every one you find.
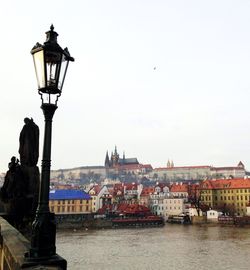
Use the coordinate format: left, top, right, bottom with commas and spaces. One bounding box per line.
167, 159, 171, 168
105, 151, 110, 167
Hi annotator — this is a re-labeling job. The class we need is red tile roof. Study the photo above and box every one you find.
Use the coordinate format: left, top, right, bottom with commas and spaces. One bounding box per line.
210, 167, 244, 171
89, 185, 101, 195
200, 178, 250, 190
170, 184, 188, 192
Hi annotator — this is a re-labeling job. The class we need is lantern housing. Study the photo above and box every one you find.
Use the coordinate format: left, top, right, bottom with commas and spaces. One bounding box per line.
31, 25, 74, 105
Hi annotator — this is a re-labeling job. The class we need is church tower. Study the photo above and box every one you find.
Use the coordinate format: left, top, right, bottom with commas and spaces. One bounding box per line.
111, 146, 119, 166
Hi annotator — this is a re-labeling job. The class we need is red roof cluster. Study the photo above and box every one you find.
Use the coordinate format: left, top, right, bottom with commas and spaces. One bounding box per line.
124, 183, 138, 190
141, 187, 154, 196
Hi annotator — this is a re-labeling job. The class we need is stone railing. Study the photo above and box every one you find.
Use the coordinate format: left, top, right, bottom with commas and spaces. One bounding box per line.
0, 217, 66, 269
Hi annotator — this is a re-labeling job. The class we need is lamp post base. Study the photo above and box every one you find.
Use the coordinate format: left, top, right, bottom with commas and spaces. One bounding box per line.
24, 211, 67, 268
23, 253, 67, 270
27, 211, 56, 258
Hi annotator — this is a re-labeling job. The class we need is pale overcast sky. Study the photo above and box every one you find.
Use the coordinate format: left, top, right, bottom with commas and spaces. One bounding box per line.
1, 0, 250, 172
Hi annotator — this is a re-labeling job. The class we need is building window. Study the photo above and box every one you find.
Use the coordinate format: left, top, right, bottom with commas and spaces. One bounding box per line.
72, 200, 75, 204
86, 206, 89, 211
67, 206, 70, 212
62, 206, 65, 212
80, 206, 83, 212
57, 206, 60, 212
80, 200, 82, 204
58, 200, 61, 205
62, 200, 65, 204
67, 200, 70, 204
72, 206, 75, 212
86, 200, 89, 204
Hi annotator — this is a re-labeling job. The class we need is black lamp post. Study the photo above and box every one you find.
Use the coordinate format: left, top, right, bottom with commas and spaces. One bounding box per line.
27, 25, 74, 260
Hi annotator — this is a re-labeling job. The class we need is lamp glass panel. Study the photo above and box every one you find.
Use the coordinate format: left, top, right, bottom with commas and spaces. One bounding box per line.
33, 50, 45, 89
45, 50, 61, 89
58, 54, 69, 91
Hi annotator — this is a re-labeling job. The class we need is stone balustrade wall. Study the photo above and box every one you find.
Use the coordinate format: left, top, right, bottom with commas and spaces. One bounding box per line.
0, 217, 64, 269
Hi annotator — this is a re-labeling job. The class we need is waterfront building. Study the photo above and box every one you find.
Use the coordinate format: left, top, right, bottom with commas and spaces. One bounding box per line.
88, 185, 112, 213
207, 210, 222, 222
49, 189, 92, 214
150, 196, 186, 220
188, 206, 202, 217
199, 178, 250, 216
150, 161, 246, 181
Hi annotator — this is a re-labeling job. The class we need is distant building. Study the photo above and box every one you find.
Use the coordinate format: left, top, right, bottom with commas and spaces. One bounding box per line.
150, 161, 246, 181
50, 166, 106, 182
49, 189, 92, 214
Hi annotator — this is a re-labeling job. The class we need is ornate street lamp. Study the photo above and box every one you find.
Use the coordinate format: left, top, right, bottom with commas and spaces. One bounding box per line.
27, 25, 74, 262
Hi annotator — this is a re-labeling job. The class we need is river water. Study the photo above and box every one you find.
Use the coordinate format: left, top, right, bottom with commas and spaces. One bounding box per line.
56, 225, 250, 270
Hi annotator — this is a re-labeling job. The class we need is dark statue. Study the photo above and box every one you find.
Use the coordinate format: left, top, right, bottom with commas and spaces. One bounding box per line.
19, 117, 39, 167
0, 118, 40, 229
0, 157, 27, 227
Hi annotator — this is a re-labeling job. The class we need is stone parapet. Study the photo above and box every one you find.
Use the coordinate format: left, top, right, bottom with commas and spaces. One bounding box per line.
0, 217, 66, 269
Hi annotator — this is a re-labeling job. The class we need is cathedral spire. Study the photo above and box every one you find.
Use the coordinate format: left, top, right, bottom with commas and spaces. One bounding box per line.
105, 151, 110, 167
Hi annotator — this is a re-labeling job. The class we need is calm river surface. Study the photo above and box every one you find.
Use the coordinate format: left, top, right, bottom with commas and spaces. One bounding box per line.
56, 225, 250, 270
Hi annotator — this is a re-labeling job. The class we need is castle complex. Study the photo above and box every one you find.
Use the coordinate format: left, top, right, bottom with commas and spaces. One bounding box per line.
49, 147, 247, 183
